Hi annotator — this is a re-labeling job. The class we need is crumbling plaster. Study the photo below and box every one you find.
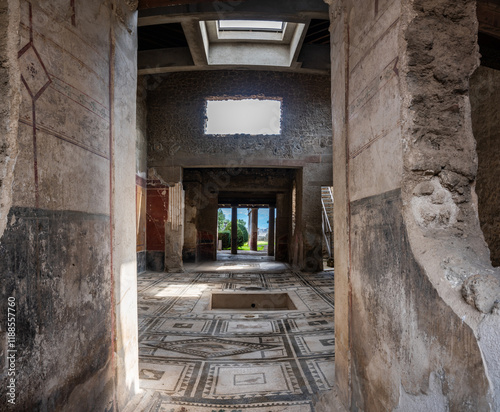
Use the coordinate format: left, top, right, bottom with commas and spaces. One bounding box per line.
400, 0, 500, 408
319, 0, 500, 411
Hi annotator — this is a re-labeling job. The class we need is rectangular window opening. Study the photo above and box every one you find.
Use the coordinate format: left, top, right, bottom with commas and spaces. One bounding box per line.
218, 20, 284, 32
205, 98, 282, 136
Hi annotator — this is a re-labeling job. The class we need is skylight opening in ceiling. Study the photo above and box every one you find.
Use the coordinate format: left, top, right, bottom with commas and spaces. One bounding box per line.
205, 99, 282, 135
218, 20, 285, 32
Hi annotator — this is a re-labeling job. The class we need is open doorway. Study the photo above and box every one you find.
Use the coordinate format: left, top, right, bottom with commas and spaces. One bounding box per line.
217, 206, 275, 258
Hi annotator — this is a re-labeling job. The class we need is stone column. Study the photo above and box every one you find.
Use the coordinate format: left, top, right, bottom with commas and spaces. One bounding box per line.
275, 193, 291, 262
268, 206, 275, 256
300, 167, 323, 272
165, 182, 184, 272
231, 205, 238, 254
250, 208, 258, 251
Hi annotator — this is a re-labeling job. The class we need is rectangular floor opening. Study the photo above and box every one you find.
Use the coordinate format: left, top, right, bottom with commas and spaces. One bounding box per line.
210, 292, 297, 310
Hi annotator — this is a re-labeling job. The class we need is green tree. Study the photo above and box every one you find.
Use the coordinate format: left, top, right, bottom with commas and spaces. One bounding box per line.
225, 222, 249, 247
218, 210, 229, 231
237, 219, 249, 243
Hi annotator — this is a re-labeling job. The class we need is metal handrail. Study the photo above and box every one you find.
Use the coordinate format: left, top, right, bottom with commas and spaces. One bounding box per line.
321, 187, 334, 259
321, 197, 333, 233
322, 213, 332, 258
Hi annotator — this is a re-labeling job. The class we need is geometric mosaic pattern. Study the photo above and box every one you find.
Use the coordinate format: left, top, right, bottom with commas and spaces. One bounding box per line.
129, 262, 334, 411
202, 362, 303, 399
142, 337, 279, 358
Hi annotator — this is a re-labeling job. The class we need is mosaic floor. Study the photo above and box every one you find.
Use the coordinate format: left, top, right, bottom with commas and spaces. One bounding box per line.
127, 256, 334, 412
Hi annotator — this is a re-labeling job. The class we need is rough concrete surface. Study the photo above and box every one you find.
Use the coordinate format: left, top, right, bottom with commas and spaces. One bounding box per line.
462, 273, 500, 314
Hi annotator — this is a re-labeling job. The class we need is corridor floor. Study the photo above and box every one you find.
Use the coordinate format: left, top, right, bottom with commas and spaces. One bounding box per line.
127, 256, 334, 412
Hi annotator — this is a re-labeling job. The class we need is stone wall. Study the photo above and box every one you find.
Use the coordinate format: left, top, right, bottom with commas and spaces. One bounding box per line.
0, 1, 138, 410
146, 70, 332, 269
324, 0, 500, 410
183, 168, 295, 263
147, 70, 332, 169
470, 65, 500, 267
400, 0, 499, 407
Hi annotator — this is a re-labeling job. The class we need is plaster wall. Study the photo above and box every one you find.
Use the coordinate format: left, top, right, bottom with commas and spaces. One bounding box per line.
276, 192, 292, 262
146, 178, 168, 271
183, 170, 202, 263
0, 0, 20, 389
0, 0, 139, 410
470, 65, 500, 267
290, 167, 324, 272
110, 1, 139, 408
136, 76, 148, 273
323, 0, 500, 411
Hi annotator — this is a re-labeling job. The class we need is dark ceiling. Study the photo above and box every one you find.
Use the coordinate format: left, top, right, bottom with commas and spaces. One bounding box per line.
479, 32, 500, 71
303, 19, 330, 45
138, 23, 188, 50
136, 0, 500, 73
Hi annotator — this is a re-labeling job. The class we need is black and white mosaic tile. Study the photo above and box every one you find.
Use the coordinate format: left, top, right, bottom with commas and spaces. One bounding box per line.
133, 268, 334, 411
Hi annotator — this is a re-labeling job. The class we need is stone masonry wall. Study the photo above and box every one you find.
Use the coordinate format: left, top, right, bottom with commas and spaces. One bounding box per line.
147, 70, 332, 169
146, 70, 332, 270
470, 65, 500, 267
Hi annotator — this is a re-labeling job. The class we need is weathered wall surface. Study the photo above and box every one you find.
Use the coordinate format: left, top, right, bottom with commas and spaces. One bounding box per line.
136, 76, 148, 273
0, 0, 139, 410
147, 71, 332, 269
399, 0, 500, 408
147, 70, 332, 169
328, 0, 404, 407
0, 0, 20, 386
111, 1, 139, 408
299, 164, 326, 271
470, 65, 500, 267
146, 178, 168, 271
0, 0, 20, 241
323, 0, 500, 411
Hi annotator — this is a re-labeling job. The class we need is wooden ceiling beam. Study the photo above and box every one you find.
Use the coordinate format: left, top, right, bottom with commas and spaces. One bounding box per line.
477, 1, 500, 40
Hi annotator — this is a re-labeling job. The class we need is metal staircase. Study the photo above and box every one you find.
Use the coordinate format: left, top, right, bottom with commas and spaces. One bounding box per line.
321, 186, 334, 266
